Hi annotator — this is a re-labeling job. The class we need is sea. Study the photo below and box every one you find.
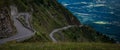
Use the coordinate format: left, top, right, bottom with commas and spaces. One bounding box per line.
58, 0, 120, 42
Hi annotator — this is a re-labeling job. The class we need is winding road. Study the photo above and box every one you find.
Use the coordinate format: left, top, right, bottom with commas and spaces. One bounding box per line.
49, 25, 83, 42
0, 5, 83, 44
0, 6, 35, 44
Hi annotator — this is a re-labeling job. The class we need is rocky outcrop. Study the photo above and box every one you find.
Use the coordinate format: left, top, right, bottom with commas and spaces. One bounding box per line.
0, 7, 15, 38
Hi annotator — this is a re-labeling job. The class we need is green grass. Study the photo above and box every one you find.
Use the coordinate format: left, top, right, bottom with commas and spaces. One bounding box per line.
54, 26, 115, 43
0, 42, 120, 50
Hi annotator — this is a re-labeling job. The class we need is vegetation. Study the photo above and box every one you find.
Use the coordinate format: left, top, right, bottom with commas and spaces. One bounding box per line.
0, 42, 120, 50
54, 25, 115, 43
12, 0, 80, 42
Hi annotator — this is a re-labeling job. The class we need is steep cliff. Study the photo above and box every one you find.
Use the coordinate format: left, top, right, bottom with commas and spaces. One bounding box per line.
0, 0, 115, 43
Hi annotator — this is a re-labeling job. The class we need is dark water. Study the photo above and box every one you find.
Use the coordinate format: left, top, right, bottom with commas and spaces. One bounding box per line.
58, 0, 120, 42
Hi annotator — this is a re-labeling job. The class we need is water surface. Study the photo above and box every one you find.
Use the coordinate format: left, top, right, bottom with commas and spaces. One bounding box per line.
58, 0, 120, 41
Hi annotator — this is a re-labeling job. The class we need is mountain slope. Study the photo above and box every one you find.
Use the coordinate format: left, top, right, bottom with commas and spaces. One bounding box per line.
0, 0, 115, 43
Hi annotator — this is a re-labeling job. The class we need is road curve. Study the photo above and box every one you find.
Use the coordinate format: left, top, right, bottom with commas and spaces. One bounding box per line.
49, 25, 83, 42
0, 6, 35, 44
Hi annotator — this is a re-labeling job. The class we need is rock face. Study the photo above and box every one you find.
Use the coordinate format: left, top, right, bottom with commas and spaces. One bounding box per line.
0, 7, 15, 38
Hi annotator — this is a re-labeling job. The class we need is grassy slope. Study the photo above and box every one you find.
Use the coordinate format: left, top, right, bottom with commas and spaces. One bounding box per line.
13, 0, 80, 42
0, 42, 120, 50
12, 0, 114, 43
54, 25, 115, 43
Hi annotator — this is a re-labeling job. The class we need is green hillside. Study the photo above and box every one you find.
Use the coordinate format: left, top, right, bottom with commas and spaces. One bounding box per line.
15, 0, 80, 42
